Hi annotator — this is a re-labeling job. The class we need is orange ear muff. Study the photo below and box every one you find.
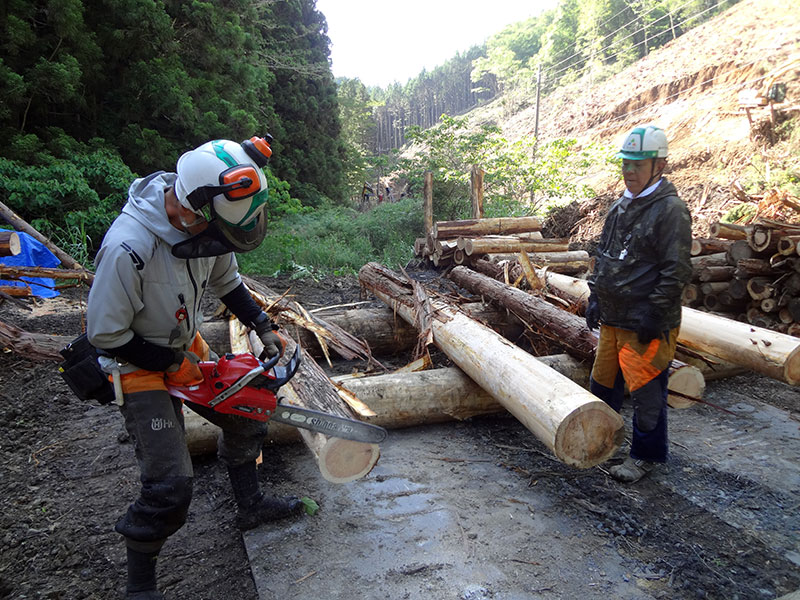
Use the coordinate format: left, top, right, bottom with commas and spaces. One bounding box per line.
219, 165, 260, 200
242, 136, 272, 167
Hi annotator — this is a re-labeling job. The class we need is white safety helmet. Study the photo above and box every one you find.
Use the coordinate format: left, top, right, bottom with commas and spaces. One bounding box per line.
172, 136, 273, 257
616, 125, 668, 160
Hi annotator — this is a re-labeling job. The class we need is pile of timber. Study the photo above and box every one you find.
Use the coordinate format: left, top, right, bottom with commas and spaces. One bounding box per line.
686, 220, 800, 336
414, 216, 588, 274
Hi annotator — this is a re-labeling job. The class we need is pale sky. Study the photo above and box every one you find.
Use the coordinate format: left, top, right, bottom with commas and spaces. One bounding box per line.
315, 0, 559, 88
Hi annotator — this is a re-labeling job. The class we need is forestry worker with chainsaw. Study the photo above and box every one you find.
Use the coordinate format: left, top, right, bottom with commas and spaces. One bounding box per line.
585, 124, 692, 484
86, 136, 302, 599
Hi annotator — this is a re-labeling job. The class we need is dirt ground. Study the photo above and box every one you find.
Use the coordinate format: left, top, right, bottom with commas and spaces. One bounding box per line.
1, 271, 799, 600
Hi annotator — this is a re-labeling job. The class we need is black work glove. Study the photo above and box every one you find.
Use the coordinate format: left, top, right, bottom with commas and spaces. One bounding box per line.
254, 313, 286, 359
585, 292, 600, 330
636, 307, 664, 345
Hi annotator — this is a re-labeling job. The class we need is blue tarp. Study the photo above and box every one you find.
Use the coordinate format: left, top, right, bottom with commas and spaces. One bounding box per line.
0, 230, 61, 298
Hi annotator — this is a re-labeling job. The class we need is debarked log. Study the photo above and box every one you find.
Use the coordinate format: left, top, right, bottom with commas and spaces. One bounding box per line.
359, 262, 623, 469
447, 266, 705, 409
433, 216, 542, 240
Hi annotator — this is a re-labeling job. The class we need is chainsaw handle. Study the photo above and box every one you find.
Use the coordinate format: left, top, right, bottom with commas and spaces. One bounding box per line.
261, 344, 302, 389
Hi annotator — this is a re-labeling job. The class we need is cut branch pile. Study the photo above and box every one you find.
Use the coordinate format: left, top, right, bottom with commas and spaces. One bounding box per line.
686, 219, 800, 337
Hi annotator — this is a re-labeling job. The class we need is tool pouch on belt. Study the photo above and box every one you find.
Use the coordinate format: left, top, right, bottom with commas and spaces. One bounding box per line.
58, 333, 115, 405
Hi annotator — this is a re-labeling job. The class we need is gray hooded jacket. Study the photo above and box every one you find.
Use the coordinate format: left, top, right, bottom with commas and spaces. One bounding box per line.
87, 172, 241, 359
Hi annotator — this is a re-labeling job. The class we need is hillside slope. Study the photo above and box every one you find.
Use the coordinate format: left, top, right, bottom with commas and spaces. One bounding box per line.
469, 0, 800, 239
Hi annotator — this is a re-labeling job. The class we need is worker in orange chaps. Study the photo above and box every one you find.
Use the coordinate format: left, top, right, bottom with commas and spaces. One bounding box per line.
586, 124, 692, 483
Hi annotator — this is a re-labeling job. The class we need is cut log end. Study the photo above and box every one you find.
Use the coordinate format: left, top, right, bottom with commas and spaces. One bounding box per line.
667, 364, 707, 409
318, 438, 381, 484
554, 401, 624, 469
785, 347, 800, 386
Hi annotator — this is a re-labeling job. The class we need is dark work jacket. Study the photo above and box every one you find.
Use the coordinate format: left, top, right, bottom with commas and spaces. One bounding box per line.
588, 179, 692, 331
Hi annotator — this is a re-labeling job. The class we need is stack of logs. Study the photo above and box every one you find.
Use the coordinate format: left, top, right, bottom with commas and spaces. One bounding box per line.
415, 216, 591, 276
686, 220, 800, 336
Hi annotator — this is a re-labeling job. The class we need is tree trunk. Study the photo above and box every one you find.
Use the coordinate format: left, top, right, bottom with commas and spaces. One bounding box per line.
534, 270, 800, 385
463, 238, 570, 256
448, 266, 705, 408
691, 252, 728, 268
697, 266, 735, 282
709, 221, 752, 240
359, 262, 624, 469
432, 216, 542, 240
691, 238, 734, 256
236, 286, 382, 484
0, 200, 94, 281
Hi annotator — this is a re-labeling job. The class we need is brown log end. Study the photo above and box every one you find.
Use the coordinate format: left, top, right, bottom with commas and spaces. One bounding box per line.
318, 439, 380, 483
785, 346, 800, 386
553, 401, 624, 469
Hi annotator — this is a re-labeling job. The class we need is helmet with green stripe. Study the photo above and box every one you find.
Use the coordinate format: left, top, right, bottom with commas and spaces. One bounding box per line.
174, 136, 272, 255
616, 125, 668, 160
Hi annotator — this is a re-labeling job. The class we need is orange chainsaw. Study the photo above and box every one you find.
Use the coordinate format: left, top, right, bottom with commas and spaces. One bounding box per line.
167, 346, 386, 444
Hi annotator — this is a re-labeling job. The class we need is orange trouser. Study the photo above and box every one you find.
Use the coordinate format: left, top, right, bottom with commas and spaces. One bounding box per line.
590, 325, 679, 463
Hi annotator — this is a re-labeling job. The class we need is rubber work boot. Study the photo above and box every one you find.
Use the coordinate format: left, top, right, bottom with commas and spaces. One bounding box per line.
227, 461, 303, 531
125, 547, 162, 599
127, 592, 165, 600
609, 457, 654, 483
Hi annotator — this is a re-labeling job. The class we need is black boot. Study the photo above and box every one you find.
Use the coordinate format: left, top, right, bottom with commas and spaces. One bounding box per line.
227, 461, 302, 531
125, 546, 163, 599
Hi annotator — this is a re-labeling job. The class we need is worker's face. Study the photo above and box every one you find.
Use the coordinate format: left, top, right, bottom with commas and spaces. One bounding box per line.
165, 188, 208, 235
621, 158, 655, 197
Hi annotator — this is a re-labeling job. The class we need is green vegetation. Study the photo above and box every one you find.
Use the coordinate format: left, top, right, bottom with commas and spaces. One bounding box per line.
237, 196, 423, 277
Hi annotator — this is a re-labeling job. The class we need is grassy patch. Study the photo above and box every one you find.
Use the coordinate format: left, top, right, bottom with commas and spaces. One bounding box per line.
237, 197, 424, 277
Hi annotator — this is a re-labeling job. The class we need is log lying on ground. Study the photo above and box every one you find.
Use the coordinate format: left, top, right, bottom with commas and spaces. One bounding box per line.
186, 355, 593, 454
474, 251, 590, 277
709, 221, 752, 241
359, 262, 623, 469
292, 302, 524, 357
0, 319, 71, 361
462, 237, 570, 256
448, 266, 706, 408
691, 237, 734, 256
0, 265, 95, 282
537, 270, 800, 386
433, 216, 542, 240
238, 286, 382, 483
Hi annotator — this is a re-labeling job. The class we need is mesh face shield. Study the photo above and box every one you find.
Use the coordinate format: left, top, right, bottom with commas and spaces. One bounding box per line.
171, 208, 267, 259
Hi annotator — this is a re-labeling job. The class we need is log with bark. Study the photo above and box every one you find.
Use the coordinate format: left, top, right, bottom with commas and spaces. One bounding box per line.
447, 266, 705, 409
709, 221, 752, 240
691, 238, 734, 256
462, 237, 570, 256
432, 216, 542, 240
0, 200, 94, 281
0, 319, 71, 361
0, 231, 20, 257
535, 270, 800, 385
359, 262, 625, 468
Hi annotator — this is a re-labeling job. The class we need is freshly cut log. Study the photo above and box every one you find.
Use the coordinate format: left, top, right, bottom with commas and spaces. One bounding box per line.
453, 249, 467, 265
186, 355, 593, 454
432, 216, 542, 240
448, 266, 705, 408
237, 283, 382, 483
697, 266, 735, 282
359, 262, 624, 468
335, 357, 592, 428
691, 238, 734, 256
456, 234, 543, 250
462, 237, 570, 256
691, 252, 728, 268
535, 270, 800, 385
0, 231, 20, 257
709, 221, 752, 240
